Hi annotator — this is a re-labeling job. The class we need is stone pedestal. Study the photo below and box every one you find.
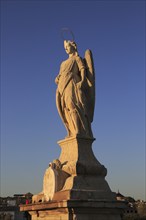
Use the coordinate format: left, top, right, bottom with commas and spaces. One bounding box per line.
53, 137, 116, 201
20, 200, 125, 220
20, 137, 126, 219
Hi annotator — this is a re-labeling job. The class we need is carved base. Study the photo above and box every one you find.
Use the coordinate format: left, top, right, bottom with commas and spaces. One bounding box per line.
53, 189, 116, 201
32, 136, 117, 202
20, 200, 126, 220
21, 136, 126, 219
53, 176, 116, 201
54, 136, 116, 201
58, 136, 107, 176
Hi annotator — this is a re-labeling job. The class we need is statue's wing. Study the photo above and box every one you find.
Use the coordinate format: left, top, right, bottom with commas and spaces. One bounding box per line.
83, 49, 95, 122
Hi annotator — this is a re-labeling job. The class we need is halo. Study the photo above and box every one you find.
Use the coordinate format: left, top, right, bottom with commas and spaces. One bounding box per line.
61, 28, 75, 42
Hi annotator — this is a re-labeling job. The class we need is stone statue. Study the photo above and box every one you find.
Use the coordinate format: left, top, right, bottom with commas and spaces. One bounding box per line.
55, 40, 95, 138
21, 36, 125, 220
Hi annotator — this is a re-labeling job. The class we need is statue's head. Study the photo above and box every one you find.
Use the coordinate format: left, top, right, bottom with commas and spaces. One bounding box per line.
64, 40, 78, 55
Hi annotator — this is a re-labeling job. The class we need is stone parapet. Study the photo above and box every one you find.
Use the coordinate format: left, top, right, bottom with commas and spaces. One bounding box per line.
20, 200, 126, 220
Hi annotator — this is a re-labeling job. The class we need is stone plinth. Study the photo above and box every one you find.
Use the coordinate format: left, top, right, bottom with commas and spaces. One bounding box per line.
58, 137, 106, 176
20, 137, 126, 219
20, 200, 125, 220
53, 137, 116, 201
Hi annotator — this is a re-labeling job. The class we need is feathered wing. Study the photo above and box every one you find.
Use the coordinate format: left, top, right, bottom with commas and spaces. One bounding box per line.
83, 49, 95, 123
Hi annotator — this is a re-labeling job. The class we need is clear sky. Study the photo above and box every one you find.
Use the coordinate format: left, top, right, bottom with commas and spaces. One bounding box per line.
1, 0, 145, 200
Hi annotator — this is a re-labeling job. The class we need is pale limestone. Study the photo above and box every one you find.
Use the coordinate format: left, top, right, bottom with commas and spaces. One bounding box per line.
21, 39, 125, 220
53, 137, 116, 201
32, 137, 116, 203
32, 162, 69, 203
55, 40, 95, 138
20, 200, 125, 220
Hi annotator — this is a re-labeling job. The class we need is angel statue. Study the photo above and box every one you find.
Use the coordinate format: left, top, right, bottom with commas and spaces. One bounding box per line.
55, 40, 95, 138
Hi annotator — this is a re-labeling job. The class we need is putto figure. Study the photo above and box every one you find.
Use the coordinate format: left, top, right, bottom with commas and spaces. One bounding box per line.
55, 40, 95, 138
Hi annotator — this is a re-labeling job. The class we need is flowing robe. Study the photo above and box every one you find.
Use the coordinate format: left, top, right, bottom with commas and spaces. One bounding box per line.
56, 55, 92, 137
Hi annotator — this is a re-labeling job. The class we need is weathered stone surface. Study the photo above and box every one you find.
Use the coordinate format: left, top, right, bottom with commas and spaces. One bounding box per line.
50, 136, 116, 201
20, 39, 125, 220
32, 163, 70, 203
20, 200, 126, 220
55, 40, 95, 138
58, 136, 106, 176
32, 137, 116, 203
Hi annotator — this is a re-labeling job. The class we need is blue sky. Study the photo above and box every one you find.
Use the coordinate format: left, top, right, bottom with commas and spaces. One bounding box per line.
1, 0, 145, 200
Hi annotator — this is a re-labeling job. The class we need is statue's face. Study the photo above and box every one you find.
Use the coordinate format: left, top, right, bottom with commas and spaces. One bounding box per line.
64, 41, 75, 54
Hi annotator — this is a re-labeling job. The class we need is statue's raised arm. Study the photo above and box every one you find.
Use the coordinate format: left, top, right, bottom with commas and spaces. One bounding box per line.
55, 40, 95, 139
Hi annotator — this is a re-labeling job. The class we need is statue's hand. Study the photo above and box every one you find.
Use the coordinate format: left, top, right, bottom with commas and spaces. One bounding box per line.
76, 80, 85, 90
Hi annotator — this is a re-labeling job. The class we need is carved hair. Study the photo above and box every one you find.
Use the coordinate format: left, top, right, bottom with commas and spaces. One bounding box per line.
64, 40, 78, 56
69, 41, 77, 50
